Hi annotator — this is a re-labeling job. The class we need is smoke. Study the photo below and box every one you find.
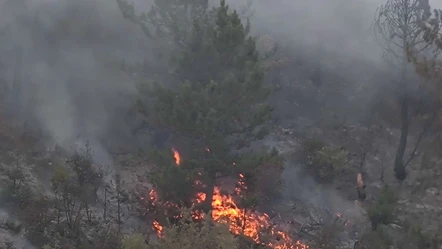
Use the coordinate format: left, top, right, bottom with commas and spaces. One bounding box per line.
0, 0, 149, 165
0, 0, 439, 159
282, 163, 365, 220
0, 207, 36, 249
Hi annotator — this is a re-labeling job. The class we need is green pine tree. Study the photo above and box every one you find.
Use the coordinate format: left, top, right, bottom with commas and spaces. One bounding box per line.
145, 0, 279, 212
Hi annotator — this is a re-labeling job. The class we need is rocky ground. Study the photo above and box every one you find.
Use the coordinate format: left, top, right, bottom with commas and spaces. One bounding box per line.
268, 116, 442, 248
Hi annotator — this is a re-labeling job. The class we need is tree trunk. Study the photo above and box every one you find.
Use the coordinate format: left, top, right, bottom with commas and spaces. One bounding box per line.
103, 188, 107, 221
202, 172, 216, 214
394, 96, 408, 180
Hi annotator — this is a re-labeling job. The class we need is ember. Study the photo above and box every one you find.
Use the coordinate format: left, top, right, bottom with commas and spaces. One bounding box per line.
148, 148, 308, 249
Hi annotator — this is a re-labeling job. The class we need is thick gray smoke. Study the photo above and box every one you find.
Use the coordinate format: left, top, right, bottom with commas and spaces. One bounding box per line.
1, 0, 440, 161
0, 0, 150, 165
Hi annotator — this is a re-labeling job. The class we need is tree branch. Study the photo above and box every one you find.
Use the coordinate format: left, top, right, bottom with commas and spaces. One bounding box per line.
404, 110, 437, 167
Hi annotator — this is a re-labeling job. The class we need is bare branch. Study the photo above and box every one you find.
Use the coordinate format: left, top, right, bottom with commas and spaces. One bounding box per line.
404, 108, 438, 166
372, 0, 432, 63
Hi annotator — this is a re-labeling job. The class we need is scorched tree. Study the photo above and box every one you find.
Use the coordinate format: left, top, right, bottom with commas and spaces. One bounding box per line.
373, 0, 440, 180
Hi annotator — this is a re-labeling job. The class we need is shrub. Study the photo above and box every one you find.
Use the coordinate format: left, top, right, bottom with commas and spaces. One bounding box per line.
398, 222, 442, 249
122, 233, 147, 249
367, 187, 397, 230
149, 209, 238, 249
357, 227, 392, 249
0, 159, 35, 209
302, 139, 349, 183
310, 222, 343, 249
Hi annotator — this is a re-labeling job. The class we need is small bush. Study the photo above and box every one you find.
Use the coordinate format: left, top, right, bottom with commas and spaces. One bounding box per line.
302, 139, 349, 183
310, 222, 343, 249
367, 187, 397, 230
122, 233, 147, 249
0, 160, 35, 209
398, 222, 442, 249
149, 209, 238, 249
357, 227, 392, 249
302, 139, 325, 157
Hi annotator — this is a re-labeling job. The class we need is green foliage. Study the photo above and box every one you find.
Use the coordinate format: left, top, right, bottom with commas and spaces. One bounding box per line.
396, 221, 442, 249
88, 223, 122, 249
19, 196, 54, 246
313, 146, 349, 170
148, 0, 271, 147
149, 209, 238, 249
368, 187, 397, 230
302, 139, 349, 183
0, 158, 35, 209
148, 160, 196, 205
302, 138, 325, 156
116, 0, 208, 40
146, 0, 208, 40
122, 233, 148, 249
29, 146, 106, 247
310, 222, 344, 249
410, 227, 442, 249
144, 0, 275, 211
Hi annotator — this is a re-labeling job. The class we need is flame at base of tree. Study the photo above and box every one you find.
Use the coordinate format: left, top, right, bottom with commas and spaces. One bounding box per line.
147, 177, 308, 249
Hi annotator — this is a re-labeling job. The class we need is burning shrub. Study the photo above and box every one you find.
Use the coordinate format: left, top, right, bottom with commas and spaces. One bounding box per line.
236, 148, 284, 203
147, 158, 196, 206
367, 187, 397, 230
302, 139, 349, 183
145, 162, 309, 249
149, 209, 238, 249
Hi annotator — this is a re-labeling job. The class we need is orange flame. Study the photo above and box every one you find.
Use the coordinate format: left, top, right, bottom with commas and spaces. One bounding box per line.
172, 148, 180, 165
147, 171, 309, 249
151, 148, 308, 248
152, 220, 164, 237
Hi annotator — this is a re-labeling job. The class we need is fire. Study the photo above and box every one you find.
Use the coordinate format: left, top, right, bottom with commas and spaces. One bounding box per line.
148, 148, 308, 249
172, 148, 180, 165
149, 185, 308, 248
152, 220, 163, 237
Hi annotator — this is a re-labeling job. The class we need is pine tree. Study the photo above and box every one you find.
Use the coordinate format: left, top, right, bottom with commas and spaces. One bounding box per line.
413, 0, 442, 81
146, 0, 278, 212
